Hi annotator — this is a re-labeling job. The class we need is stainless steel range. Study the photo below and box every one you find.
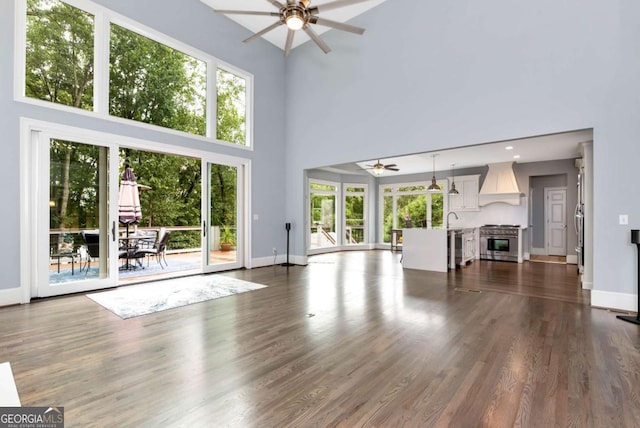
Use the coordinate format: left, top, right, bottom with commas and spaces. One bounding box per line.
479, 225, 520, 262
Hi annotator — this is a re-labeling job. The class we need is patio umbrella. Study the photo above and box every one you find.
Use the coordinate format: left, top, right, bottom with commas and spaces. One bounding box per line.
118, 166, 142, 236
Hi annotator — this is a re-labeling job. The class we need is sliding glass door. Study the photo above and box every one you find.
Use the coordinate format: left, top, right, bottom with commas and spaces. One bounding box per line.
37, 133, 119, 297
202, 161, 243, 272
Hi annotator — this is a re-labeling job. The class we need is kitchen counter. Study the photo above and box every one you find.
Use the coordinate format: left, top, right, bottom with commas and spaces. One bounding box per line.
402, 228, 448, 272
402, 228, 476, 272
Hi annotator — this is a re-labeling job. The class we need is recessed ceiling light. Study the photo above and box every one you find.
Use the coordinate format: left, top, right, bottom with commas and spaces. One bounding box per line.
513, 155, 521, 159
505, 146, 514, 150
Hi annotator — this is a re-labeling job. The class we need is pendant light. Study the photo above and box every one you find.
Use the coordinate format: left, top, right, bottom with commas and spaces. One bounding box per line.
427, 154, 440, 192
449, 163, 459, 195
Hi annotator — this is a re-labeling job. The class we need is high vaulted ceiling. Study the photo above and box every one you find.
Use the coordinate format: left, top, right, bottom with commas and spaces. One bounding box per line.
200, 0, 386, 52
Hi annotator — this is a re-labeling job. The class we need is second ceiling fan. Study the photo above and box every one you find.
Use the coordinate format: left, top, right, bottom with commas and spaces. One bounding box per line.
214, 0, 371, 56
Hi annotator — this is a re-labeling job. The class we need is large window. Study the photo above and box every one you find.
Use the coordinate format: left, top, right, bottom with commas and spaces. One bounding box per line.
344, 184, 367, 245
26, 0, 94, 110
309, 181, 339, 250
216, 69, 246, 146
20, 0, 252, 147
380, 182, 445, 243
109, 24, 207, 136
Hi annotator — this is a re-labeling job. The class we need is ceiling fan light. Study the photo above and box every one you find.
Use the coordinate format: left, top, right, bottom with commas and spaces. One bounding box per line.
372, 166, 384, 176
286, 13, 305, 30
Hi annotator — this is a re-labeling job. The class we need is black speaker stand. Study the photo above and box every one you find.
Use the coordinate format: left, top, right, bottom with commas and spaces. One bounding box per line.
281, 222, 295, 267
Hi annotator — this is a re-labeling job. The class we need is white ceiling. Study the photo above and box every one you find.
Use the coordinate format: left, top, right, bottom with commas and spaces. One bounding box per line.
318, 129, 593, 176
200, 0, 386, 52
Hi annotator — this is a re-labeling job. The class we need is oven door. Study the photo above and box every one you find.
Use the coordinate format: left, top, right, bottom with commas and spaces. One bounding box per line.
481, 235, 518, 261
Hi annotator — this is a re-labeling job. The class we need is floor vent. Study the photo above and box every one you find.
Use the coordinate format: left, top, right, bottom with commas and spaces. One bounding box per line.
454, 287, 482, 293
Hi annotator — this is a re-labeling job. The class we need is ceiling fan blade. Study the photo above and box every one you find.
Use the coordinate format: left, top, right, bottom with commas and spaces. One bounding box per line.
386, 167, 399, 171
310, 17, 365, 35
284, 29, 295, 57
265, 0, 286, 8
304, 26, 331, 54
287, 0, 297, 5
215, 10, 280, 17
309, 0, 372, 14
243, 21, 284, 43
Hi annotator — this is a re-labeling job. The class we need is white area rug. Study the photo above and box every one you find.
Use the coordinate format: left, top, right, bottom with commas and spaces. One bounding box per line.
87, 275, 267, 319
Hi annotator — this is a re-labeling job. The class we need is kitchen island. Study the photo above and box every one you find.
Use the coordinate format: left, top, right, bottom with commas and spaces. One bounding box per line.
402, 228, 477, 272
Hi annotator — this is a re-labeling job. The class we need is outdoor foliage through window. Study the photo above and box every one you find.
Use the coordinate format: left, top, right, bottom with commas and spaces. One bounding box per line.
26, 0, 94, 110
216, 69, 246, 145
109, 24, 207, 136
24, 1, 251, 145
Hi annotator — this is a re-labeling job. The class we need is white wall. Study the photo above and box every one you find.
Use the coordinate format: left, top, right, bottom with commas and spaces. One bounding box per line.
284, 0, 640, 310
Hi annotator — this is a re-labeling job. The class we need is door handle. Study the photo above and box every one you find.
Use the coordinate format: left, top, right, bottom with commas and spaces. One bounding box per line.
112, 221, 116, 242
202, 220, 206, 237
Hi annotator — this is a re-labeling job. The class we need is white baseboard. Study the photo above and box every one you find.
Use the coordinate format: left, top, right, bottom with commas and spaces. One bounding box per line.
251, 254, 308, 268
0, 288, 24, 308
566, 255, 577, 265
591, 290, 637, 312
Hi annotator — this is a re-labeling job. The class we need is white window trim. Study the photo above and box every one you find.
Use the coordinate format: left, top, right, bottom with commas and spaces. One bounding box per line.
14, 0, 254, 150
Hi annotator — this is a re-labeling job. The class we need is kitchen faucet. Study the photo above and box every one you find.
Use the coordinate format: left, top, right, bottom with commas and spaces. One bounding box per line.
446, 211, 459, 229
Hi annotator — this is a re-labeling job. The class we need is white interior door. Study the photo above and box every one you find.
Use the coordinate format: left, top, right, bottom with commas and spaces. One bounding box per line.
35, 131, 119, 297
545, 187, 567, 256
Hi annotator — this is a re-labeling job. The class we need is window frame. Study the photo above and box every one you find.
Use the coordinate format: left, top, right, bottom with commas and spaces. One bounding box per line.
308, 178, 340, 252
343, 183, 368, 246
14, 0, 254, 150
378, 180, 448, 243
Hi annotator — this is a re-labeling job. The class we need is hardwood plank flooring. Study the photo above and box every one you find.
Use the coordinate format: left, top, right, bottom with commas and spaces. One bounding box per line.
1, 251, 639, 427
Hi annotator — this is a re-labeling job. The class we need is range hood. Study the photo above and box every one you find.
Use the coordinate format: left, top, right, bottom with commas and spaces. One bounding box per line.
478, 161, 523, 206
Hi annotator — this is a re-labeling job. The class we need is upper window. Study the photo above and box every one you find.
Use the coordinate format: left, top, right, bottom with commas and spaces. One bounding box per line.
26, 0, 95, 110
20, 0, 253, 148
109, 24, 207, 136
216, 69, 246, 145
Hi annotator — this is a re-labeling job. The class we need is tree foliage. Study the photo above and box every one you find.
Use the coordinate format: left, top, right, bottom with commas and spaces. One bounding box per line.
109, 24, 206, 136
26, 0, 94, 109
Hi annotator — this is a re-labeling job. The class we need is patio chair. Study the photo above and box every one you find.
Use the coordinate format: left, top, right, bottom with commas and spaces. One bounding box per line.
81, 231, 100, 275
134, 230, 171, 269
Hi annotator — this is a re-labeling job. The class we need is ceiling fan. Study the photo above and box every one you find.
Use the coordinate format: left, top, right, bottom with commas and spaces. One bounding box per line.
213, 0, 370, 56
365, 160, 399, 175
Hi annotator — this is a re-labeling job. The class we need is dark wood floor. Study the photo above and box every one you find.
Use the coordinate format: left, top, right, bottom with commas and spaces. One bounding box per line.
2, 251, 639, 427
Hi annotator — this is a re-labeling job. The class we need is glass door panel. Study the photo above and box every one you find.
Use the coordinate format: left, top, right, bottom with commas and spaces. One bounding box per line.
309, 194, 337, 249
344, 194, 365, 244
203, 162, 242, 271
40, 137, 118, 297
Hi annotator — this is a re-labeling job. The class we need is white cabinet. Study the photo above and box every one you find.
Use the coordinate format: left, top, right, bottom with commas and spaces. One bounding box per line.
462, 230, 476, 263
448, 174, 480, 211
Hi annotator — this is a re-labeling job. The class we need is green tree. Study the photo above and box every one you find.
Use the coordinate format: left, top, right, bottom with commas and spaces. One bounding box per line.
26, 0, 94, 109
216, 69, 246, 145
109, 24, 206, 136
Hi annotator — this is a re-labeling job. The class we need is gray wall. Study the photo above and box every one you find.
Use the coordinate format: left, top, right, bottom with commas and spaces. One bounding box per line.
0, 0, 287, 291
284, 0, 640, 300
